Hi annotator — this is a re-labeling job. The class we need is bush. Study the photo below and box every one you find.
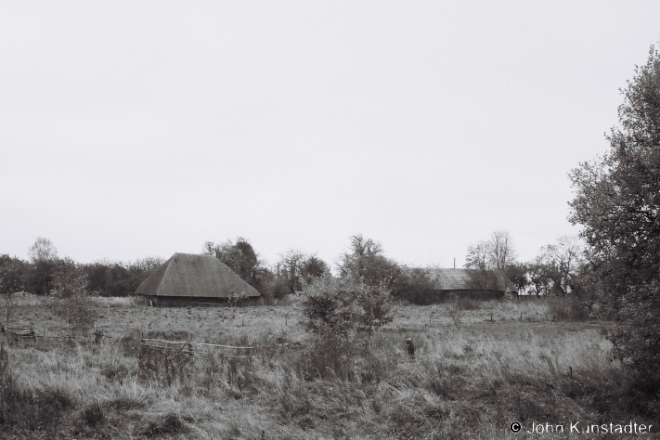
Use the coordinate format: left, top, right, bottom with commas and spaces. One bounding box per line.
610, 282, 660, 393
50, 295, 98, 333
24, 259, 57, 295
82, 403, 104, 427
301, 277, 393, 380
453, 297, 482, 311
303, 277, 393, 336
83, 259, 161, 297
547, 296, 591, 321
144, 413, 184, 437
0, 255, 26, 295
391, 267, 439, 305
0, 373, 74, 432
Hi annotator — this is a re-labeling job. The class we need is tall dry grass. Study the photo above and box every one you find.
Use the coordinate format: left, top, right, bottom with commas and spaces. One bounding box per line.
0, 296, 645, 439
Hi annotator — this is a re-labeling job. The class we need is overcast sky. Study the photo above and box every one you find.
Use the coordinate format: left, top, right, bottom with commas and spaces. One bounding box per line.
1, 2, 659, 269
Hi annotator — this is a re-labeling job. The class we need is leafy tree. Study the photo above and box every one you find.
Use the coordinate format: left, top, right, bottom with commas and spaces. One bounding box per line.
0, 255, 26, 329
390, 267, 440, 304
274, 250, 306, 294
27, 237, 58, 263
0, 255, 25, 295
83, 257, 163, 297
24, 259, 57, 295
569, 45, 660, 298
300, 255, 328, 285
505, 261, 529, 294
271, 250, 329, 295
569, 43, 660, 390
51, 258, 87, 298
204, 238, 267, 291
338, 234, 400, 288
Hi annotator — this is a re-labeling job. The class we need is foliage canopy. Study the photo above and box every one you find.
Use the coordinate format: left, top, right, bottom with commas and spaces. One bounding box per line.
569, 43, 660, 390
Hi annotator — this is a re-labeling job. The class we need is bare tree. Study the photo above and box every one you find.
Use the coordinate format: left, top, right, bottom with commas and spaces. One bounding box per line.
465, 230, 517, 271
28, 237, 58, 263
536, 236, 584, 295
489, 230, 516, 270
465, 240, 491, 270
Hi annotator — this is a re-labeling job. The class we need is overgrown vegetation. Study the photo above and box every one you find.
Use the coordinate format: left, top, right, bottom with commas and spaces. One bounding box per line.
0, 297, 651, 439
570, 42, 660, 394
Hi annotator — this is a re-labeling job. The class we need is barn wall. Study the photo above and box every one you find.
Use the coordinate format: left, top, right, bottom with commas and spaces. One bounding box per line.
428, 290, 506, 302
450, 290, 505, 300
141, 295, 259, 307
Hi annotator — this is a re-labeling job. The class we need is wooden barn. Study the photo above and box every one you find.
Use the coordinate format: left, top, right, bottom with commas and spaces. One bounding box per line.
134, 252, 260, 306
427, 268, 517, 301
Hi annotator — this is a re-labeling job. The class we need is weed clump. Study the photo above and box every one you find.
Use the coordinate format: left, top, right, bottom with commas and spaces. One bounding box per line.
0, 373, 74, 433
453, 297, 481, 311
144, 413, 184, 437
82, 402, 104, 427
547, 296, 591, 320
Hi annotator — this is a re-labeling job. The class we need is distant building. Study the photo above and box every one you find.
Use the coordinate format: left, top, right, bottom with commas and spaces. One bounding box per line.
135, 252, 260, 306
427, 268, 517, 300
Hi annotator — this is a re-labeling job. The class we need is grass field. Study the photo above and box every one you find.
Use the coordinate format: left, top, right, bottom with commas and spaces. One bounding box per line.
0, 295, 654, 439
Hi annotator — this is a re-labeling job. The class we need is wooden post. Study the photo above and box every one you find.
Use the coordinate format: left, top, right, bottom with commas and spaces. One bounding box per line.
520, 312, 523, 321
490, 313, 493, 323
570, 366, 573, 378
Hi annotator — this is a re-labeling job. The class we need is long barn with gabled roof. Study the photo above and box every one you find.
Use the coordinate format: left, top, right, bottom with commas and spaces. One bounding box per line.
135, 252, 260, 306
427, 268, 517, 301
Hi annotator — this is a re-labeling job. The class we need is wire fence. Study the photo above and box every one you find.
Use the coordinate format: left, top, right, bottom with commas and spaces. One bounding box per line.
1, 327, 301, 353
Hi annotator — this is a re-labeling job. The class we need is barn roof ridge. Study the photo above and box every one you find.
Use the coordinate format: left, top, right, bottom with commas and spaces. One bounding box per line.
426, 267, 516, 292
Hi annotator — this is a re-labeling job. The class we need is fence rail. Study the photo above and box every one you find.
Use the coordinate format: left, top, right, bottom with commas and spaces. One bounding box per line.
1, 328, 300, 352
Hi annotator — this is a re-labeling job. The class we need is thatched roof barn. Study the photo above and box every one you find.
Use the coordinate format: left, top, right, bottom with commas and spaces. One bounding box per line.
135, 253, 260, 306
427, 268, 517, 300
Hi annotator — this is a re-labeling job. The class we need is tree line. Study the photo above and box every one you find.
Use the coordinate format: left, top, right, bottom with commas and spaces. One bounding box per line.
0, 238, 164, 299
1, 230, 599, 306
465, 231, 589, 297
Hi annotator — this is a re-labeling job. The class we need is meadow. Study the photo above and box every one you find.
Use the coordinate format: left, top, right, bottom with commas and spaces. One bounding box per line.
0, 295, 652, 439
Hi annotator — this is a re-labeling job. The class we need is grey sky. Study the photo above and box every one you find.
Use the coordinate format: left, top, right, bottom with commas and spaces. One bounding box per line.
2, 2, 659, 268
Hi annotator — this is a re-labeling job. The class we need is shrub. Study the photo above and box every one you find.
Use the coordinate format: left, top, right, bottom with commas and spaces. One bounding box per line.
547, 296, 590, 321
0, 373, 74, 432
303, 277, 393, 336
144, 413, 184, 437
453, 297, 481, 311
82, 403, 104, 427
610, 282, 660, 394
50, 295, 98, 333
391, 267, 439, 305
50, 258, 98, 332
301, 277, 393, 380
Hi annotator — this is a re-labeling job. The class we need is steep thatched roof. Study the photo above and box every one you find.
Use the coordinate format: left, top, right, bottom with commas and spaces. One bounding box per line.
427, 268, 516, 292
135, 253, 260, 298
